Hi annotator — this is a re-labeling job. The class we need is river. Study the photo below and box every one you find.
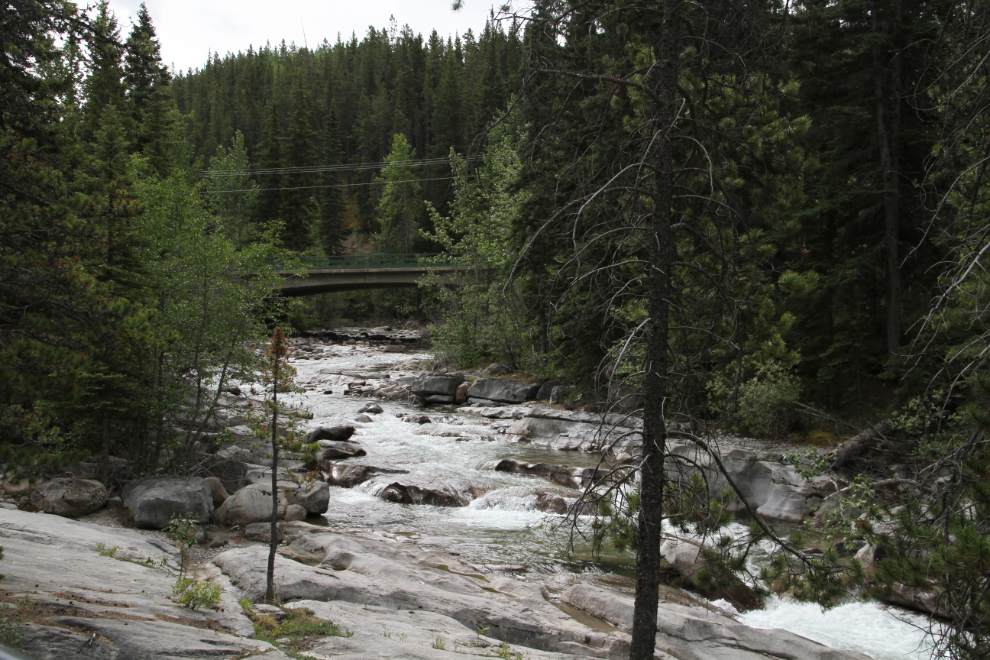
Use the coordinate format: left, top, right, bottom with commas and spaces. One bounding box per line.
280, 339, 936, 660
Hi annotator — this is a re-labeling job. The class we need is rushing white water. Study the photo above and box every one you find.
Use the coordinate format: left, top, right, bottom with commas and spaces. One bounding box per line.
281, 342, 936, 660
740, 597, 935, 660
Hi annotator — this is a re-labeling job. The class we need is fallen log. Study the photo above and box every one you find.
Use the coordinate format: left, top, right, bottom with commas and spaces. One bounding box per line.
831, 422, 889, 469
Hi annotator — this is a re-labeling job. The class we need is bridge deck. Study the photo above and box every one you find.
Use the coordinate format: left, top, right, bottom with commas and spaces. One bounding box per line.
273, 254, 470, 296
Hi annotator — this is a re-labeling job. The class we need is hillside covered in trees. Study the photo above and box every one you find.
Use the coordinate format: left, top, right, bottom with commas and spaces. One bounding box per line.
3, 0, 990, 658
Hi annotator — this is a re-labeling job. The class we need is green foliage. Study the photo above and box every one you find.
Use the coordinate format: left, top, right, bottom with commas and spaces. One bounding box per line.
95, 542, 118, 558
243, 603, 351, 657
171, 576, 221, 610
374, 133, 422, 254
0, 602, 21, 648
708, 361, 802, 439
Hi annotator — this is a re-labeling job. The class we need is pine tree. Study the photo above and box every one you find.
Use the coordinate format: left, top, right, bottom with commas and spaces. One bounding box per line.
253, 99, 284, 235
123, 2, 174, 177
375, 133, 421, 254
279, 72, 320, 252
317, 96, 346, 255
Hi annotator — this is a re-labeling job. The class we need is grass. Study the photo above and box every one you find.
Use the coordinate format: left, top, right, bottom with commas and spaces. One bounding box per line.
240, 599, 351, 658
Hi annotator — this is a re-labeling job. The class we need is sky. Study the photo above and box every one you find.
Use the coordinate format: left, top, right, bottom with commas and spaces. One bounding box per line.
104, 1, 516, 74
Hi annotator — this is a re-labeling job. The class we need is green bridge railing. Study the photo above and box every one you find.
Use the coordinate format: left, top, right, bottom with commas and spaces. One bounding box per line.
271, 253, 466, 271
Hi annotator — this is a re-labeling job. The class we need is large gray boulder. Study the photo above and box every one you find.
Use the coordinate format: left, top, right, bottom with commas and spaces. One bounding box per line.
217, 483, 286, 526
467, 378, 537, 403
317, 441, 367, 466
30, 478, 107, 518
122, 476, 213, 529
378, 478, 483, 507
284, 479, 330, 514
494, 458, 586, 490
409, 374, 465, 398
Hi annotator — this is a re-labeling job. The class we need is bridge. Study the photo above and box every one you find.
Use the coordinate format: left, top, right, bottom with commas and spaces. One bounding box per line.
272, 253, 471, 296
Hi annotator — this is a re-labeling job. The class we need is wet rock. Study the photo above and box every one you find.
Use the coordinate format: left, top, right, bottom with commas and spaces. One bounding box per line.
455, 381, 470, 403
353, 414, 374, 423
467, 378, 537, 403
383, 344, 406, 353
562, 583, 871, 660
308, 425, 356, 442
660, 537, 763, 612
494, 458, 584, 490
409, 374, 465, 398
317, 442, 367, 467
359, 403, 384, 415
204, 476, 229, 508
424, 394, 455, 404
122, 476, 213, 529
405, 415, 432, 424
324, 463, 410, 488
29, 478, 107, 518
378, 479, 485, 507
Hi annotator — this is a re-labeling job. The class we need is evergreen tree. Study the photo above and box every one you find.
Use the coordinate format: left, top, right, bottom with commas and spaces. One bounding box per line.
123, 2, 173, 176
253, 99, 284, 235
375, 133, 421, 253
318, 97, 346, 255
279, 72, 320, 251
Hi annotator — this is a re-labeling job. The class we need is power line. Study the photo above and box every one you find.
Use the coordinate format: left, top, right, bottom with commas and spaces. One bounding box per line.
200, 175, 457, 194
202, 156, 477, 178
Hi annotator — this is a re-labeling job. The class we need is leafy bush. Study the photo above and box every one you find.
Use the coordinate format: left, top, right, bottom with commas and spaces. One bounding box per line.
172, 576, 221, 609
709, 361, 801, 438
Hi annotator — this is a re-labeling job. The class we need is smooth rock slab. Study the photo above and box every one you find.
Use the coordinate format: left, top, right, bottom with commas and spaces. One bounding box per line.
122, 476, 213, 529
29, 478, 107, 518
561, 583, 871, 660
45, 617, 292, 660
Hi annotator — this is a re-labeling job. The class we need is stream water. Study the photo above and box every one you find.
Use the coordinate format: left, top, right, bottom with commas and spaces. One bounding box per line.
281, 343, 936, 660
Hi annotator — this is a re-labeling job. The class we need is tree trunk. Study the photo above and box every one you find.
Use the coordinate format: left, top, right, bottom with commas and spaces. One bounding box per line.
873, 0, 903, 357
265, 366, 280, 603
629, 3, 678, 658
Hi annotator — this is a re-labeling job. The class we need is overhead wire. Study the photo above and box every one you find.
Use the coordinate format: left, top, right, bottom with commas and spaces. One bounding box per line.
201, 155, 478, 178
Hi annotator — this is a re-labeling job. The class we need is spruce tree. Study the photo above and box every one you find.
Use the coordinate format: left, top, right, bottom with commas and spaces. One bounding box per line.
317, 97, 346, 255
279, 72, 320, 252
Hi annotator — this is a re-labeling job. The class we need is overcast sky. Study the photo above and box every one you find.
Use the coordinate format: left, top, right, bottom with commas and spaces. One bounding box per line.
104, 1, 516, 74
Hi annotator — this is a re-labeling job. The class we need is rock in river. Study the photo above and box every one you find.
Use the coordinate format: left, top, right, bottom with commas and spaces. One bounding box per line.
409, 373, 465, 398
308, 425, 356, 442
467, 377, 537, 403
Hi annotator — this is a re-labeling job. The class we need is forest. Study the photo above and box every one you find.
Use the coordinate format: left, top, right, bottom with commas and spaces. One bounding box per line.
2, 0, 989, 658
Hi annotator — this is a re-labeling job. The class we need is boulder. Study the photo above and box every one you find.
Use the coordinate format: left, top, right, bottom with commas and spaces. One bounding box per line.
317, 442, 367, 466
284, 503, 307, 521
122, 476, 213, 529
308, 425, 356, 442
378, 479, 484, 507
353, 414, 374, 423
535, 380, 561, 401
660, 537, 763, 611
359, 403, 384, 414
549, 385, 574, 405
204, 476, 229, 508
424, 394, 454, 404
217, 483, 286, 526
481, 363, 511, 377
408, 374, 465, 398
467, 378, 537, 403
324, 464, 410, 488
494, 459, 583, 490
455, 381, 470, 403
284, 479, 330, 514
2, 477, 42, 497
244, 521, 285, 543
404, 415, 432, 424
29, 478, 108, 518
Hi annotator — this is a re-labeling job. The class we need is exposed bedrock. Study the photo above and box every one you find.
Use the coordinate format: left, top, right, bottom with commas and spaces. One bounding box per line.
561, 583, 872, 660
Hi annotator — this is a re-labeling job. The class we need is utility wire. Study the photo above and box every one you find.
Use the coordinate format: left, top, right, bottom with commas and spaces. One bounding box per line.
202, 156, 477, 178
200, 175, 457, 194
